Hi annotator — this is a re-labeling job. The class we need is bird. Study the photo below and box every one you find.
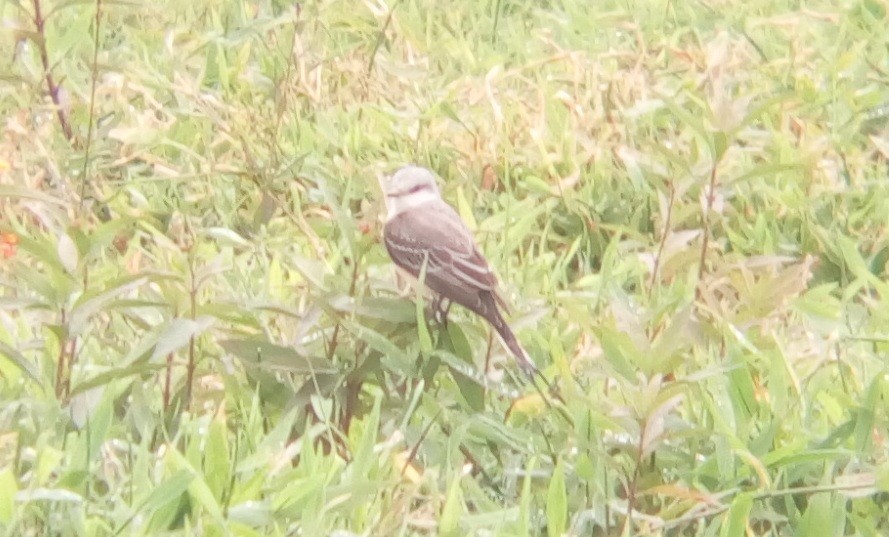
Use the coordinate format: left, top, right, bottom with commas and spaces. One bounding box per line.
379, 165, 536, 375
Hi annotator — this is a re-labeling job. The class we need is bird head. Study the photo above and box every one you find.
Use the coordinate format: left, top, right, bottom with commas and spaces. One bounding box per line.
379, 165, 442, 218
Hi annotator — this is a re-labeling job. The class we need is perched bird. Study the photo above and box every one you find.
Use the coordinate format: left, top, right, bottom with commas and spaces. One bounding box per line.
379, 165, 536, 375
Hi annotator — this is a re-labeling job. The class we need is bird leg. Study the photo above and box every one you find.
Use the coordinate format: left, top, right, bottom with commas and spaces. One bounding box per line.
431, 294, 452, 327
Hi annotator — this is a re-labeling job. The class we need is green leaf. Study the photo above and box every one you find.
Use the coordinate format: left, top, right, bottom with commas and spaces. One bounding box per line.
466, 415, 527, 452
150, 316, 216, 361
415, 254, 433, 356
660, 93, 712, 154
350, 393, 382, 477
80, 216, 136, 259
797, 493, 844, 537
594, 326, 640, 380
290, 255, 330, 290
14, 238, 77, 305
0, 185, 66, 205
140, 470, 194, 529
455, 186, 477, 230
713, 131, 729, 160
0, 341, 44, 389
331, 296, 415, 324
440, 472, 464, 537
228, 501, 273, 527
721, 491, 753, 537
167, 448, 226, 527
205, 412, 231, 501
519, 456, 538, 536
0, 468, 18, 524
454, 371, 485, 412
68, 276, 148, 336
546, 460, 567, 537
204, 227, 252, 248
220, 338, 337, 374
877, 463, 889, 492
342, 320, 413, 373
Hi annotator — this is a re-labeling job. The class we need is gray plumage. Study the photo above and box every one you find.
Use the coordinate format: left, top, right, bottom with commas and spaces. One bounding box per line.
380, 166, 535, 374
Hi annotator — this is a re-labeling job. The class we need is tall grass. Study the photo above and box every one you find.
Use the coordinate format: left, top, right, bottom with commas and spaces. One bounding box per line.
1, 0, 887, 534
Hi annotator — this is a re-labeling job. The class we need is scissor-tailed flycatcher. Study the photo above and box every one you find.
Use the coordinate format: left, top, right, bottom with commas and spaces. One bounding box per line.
379, 165, 536, 375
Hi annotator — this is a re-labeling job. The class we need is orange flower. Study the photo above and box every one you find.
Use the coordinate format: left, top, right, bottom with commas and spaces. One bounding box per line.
0, 233, 18, 259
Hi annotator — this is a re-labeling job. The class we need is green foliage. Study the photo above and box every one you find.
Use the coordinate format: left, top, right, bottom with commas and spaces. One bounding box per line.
1, 0, 889, 535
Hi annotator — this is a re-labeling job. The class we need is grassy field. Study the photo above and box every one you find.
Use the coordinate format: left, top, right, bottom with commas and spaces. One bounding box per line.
2, 0, 888, 535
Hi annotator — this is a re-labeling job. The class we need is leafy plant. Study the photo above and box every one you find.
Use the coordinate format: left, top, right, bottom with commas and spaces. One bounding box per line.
1, 0, 888, 534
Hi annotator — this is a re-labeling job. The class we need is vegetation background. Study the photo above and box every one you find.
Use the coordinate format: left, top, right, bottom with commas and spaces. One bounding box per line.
1, 0, 888, 535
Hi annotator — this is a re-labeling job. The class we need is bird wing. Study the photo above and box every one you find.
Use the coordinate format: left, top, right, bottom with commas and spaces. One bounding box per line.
383, 201, 509, 310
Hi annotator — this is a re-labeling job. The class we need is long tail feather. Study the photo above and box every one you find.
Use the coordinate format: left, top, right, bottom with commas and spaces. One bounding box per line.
488, 310, 537, 376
